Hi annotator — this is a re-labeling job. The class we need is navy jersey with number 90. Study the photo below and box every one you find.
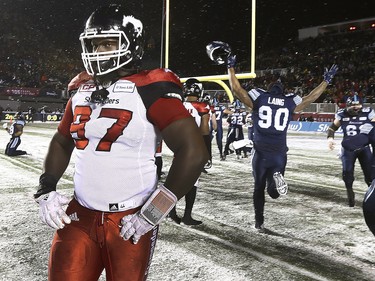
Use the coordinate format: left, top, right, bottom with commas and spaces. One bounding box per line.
248, 88, 302, 152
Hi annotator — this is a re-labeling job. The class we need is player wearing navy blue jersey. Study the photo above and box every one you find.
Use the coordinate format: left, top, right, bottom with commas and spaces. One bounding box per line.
335, 123, 375, 235
4, 112, 27, 156
212, 98, 232, 160
224, 104, 248, 159
209, 41, 339, 230
327, 94, 375, 207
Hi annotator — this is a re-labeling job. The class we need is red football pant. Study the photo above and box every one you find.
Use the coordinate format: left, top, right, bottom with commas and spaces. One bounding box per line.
48, 199, 158, 281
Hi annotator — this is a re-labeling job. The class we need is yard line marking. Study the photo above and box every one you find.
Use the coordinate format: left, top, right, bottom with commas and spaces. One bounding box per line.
288, 178, 366, 194
0, 153, 72, 184
175, 224, 331, 281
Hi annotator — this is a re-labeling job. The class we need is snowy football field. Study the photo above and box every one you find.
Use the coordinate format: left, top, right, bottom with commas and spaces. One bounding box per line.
0, 122, 374, 281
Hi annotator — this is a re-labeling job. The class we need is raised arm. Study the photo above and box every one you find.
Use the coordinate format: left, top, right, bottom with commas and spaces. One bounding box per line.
205, 41, 253, 108
228, 65, 253, 109
295, 64, 338, 112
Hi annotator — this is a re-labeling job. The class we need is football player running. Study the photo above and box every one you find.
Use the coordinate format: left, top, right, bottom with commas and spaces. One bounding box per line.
330, 122, 375, 236
34, 5, 208, 281
327, 93, 375, 207
206, 41, 338, 230
168, 78, 211, 225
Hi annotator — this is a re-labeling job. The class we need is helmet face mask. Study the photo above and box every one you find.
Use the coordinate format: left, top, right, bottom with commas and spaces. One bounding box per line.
80, 5, 144, 76
346, 94, 362, 115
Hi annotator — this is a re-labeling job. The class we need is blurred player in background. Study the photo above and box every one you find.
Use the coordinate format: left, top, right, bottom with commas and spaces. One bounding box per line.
200, 91, 217, 169
212, 96, 232, 160
168, 78, 210, 225
206, 40, 338, 230
333, 122, 375, 235
4, 112, 27, 156
155, 140, 164, 180
223, 100, 248, 159
327, 93, 375, 207
34, 5, 208, 280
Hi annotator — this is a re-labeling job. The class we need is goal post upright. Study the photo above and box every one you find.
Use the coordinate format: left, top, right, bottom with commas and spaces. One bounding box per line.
163, 0, 257, 102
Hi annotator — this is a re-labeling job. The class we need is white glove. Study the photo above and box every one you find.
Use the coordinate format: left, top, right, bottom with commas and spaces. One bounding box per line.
120, 213, 154, 244
35, 191, 71, 229
120, 185, 177, 244
2, 123, 8, 129
328, 137, 335, 150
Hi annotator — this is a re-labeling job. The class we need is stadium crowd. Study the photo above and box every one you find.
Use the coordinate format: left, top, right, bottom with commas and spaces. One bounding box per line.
0, 8, 374, 107
253, 29, 375, 105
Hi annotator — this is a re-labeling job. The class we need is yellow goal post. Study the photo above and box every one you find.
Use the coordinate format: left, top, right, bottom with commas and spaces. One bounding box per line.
163, 0, 257, 103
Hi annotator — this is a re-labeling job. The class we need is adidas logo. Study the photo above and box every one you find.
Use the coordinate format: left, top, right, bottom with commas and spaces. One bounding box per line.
69, 212, 79, 221
109, 204, 119, 211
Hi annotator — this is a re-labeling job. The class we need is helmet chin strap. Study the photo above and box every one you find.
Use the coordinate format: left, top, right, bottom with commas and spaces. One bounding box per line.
91, 73, 110, 104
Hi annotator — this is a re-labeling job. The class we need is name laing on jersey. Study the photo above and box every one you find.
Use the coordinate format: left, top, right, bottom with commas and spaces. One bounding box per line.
268, 97, 285, 106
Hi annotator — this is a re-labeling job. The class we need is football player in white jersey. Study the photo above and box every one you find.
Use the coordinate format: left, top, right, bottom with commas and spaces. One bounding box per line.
168, 78, 211, 226
34, 5, 208, 281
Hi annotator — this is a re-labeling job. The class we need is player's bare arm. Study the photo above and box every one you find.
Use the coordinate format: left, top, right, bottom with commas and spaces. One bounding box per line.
295, 81, 328, 112
295, 64, 338, 112
327, 118, 341, 150
162, 117, 208, 199
228, 68, 253, 109
205, 41, 253, 109
200, 113, 211, 135
43, 132, 75, 180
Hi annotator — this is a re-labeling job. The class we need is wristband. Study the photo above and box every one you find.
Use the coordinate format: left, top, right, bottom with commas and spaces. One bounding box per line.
140, 185, 177, 226
34, 173, 58, 199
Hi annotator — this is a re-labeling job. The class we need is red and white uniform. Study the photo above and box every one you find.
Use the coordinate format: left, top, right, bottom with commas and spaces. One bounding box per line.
183, 101, 210, 127
59, 69, 190, 212
183, 100, 210, 187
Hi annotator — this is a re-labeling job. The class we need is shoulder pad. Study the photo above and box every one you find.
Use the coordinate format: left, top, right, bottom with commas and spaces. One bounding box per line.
68, 71, 92, 91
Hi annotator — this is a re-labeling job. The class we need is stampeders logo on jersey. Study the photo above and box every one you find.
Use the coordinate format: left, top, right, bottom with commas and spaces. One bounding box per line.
113, 81, 136, 93
80, 83, 96, 92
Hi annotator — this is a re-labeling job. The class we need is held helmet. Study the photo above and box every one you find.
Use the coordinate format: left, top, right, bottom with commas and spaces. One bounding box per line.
183, 78, 204, 98
346, 93, 362, 115
206, 41, 232, 65
80, 4, 144, 76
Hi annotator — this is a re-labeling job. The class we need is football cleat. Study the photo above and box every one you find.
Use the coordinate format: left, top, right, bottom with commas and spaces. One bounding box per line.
181, 216, 202, 226
273, 172, 288, 195
167, 213, 181, 224
255, 221, 265, 232
204, 159, 212, 169
347, 188, 355, 207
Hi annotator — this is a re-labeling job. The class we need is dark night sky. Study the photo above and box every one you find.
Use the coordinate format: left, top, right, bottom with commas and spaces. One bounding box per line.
2, 0, 375, 77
